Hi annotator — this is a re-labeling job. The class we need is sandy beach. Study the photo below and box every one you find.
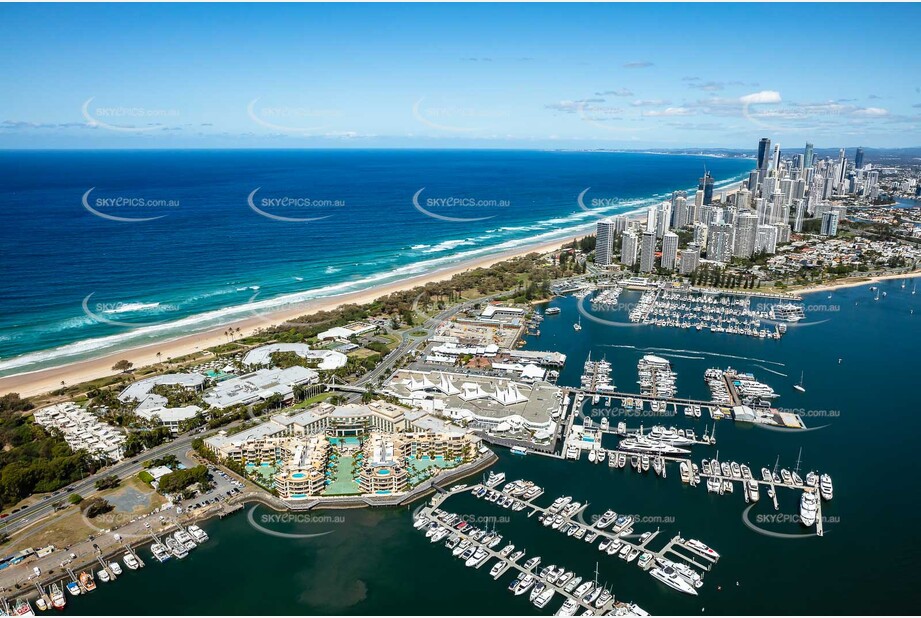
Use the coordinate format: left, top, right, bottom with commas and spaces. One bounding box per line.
792, 270, 921, 296
0, 179, 750, 400
0, 234, 590, 399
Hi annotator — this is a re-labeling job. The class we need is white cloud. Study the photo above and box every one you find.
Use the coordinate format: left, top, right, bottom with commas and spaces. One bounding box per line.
643, 107, 692, 117
631, 99, 670, 107
852, 107, 888, 117
740, 90, 782, 105
596, 88, 634, 97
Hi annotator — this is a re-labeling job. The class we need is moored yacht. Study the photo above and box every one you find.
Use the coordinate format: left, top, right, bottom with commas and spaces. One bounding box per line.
564, 576, 583, 594
49, 584, 66, 610
650, 565, 698, 595
820, 474, 834, 500
151, 543, 171, 563
534, 586, 555, 609
800, 491, 818, 527
556, 599, 579, 616
514, 573, 535, 596
685, 539, 720, 559
123, 553, 140, 570
746, 480, 760, 502
188, 524, 209, 543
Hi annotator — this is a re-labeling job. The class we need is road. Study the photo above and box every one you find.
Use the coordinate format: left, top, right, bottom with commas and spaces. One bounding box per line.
357, 290, 511, 387
1, 434, 198, 538
1, 285, 530, 540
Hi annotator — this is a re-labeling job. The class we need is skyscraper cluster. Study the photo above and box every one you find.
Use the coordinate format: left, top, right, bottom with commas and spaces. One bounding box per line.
594, 137, 870, 273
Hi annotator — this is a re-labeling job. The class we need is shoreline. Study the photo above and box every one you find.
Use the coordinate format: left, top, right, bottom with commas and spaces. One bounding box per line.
0, 235, 588, 399
0, 171, 752, 399
789, 270, 921, 296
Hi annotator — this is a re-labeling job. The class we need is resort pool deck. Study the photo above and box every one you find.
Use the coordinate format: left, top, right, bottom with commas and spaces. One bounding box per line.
323, 455, 362, 496
245, 462, 278, 487
406, 455, 462, 486
329, 436, 361, 447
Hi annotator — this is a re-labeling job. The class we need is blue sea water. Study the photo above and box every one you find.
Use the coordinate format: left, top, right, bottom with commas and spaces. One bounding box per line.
61, 278, 921, 616
0, 150, 753, 376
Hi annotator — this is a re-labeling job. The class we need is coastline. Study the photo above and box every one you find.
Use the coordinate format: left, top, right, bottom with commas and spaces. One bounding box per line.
0, 169, 751, 399
790, 270, 921, 296
0, 235, 587, 399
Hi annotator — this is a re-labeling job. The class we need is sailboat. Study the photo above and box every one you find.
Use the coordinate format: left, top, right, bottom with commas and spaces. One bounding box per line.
573, 316, 582, 331
874, 288, 880, 301
792, 448, 805, 486
793, 371, 806, 393
913, 282, 917, 295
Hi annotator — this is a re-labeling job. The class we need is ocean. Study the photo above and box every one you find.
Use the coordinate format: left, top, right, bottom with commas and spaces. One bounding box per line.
0, 150, 753, 377
63, 276, 920, 615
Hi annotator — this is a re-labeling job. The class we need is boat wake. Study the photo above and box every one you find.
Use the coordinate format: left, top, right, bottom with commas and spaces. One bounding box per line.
603, 345, 785, 367
754, 364, 788, 377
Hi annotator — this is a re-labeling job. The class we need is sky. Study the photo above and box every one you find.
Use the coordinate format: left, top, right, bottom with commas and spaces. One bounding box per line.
1, 3, 920, 150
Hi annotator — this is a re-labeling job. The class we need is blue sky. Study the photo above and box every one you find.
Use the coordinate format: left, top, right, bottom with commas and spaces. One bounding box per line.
1, 3, 919, 149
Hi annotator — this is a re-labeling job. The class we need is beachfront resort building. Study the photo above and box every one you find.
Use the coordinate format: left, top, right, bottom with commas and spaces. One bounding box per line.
316, 321, 378, 341
203, 400, 481, 501
117, 365, 323, 432
203, 366, 320, 409
242, 343, 348, 371
33, 403, 126, 461
117, 373, 207, 434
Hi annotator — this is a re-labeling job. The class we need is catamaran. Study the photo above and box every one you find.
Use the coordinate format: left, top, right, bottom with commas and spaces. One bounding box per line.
793, 371, 806, 393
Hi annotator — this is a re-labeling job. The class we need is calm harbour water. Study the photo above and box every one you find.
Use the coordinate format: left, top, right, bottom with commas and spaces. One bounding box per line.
65, 276, 920, 615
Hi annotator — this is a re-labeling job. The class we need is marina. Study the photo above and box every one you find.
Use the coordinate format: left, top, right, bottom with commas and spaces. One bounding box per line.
415, 477, 725, 613
6, 521, 209, 613
625, 288, 794, 340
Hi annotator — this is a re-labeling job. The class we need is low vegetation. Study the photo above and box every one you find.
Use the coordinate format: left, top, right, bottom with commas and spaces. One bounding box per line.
157, 465, 211, 495
0, 395, 102, 508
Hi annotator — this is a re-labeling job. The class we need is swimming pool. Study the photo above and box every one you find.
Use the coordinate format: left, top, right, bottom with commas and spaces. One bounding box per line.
291, 473, 306, 479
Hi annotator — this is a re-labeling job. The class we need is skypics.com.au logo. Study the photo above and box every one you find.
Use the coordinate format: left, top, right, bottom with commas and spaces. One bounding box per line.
742, 504, 838, 539
82, 188, 179, 222
246, 507, 345, 539
247, 188, 345, 222
412, 188, 510, 223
